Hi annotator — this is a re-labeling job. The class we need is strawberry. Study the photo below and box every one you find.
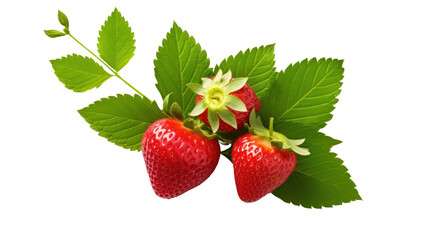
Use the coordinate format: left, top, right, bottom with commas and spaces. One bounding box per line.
187, 70, 261, 132
232, 110, 310, 202
141, 118, 220, 199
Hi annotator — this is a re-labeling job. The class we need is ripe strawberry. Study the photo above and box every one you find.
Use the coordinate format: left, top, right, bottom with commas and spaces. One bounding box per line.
141, 118, 220, 199
187, 70, 261, 132
232, 110, 310, 202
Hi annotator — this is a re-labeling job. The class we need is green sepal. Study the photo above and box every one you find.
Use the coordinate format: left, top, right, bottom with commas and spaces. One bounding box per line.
244, 123, 255, 135
199, 129, 217, 139
161, 93, 179, 118
183, 118, 216, 139
247, 109, 310, 156
226, 95, 247, 112
189, 100, 207, 116
169, 102, 183, 120
291, 145, 311, 156
44, 30, 66, 38
248, 109, 266, 132
219, 70, 232, 87
224, 77, 248, 93
183, 118, 196, 129
217, 108, 237, 129
58, 10, 69, 29
186, 83, 204, 95
162, 92, 173, 111
208, 110, 219, 133
288, 138, 305, 146
271, 141, 283, 149
161, 93, 183, 120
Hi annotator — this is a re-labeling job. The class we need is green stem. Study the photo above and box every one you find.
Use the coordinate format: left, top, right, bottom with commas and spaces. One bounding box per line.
114, 73, 145, 97
197, 121, 205, 129
269, 117, 274, 139
216, 133, 232, 145
67, 33, 145, 97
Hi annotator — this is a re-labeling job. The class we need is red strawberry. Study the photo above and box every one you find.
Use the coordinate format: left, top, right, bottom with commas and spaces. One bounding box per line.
232, 110, 310, 202
141, 118, 220, 199
233, 132, 297, 202
187, 70, 261, 132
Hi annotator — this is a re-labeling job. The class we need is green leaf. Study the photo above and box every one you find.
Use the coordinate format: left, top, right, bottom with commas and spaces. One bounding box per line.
50, 54, 112, 92
271, 123, 361, 208
44, 30, 66, 38
98, 8, 136, 71
259, 58, 344, 130
78, 94, 165, 151
58, 10, 69, 29
154, 22, 211, 117
215, 44, 276, 98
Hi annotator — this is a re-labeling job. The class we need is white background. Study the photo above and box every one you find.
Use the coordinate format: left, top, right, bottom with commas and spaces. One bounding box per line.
1, 0, 428, 239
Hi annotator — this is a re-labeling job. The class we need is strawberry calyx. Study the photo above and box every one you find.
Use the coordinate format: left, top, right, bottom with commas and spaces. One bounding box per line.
187, 69, 248, 133
246, 109, 310, 156
162, 93, 216, 139
183, 117, 217, 139
162, 93, 183, 120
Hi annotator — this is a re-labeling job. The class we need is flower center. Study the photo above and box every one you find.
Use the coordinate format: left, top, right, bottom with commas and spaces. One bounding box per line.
205, 87, 226, 109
